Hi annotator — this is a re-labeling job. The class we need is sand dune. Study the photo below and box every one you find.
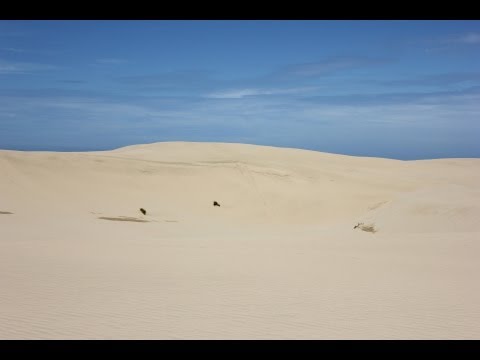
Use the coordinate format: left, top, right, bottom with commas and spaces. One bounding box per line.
1, 142, 479, 339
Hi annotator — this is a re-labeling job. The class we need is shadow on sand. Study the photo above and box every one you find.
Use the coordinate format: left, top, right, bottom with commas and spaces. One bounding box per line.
98, 216, 149, 223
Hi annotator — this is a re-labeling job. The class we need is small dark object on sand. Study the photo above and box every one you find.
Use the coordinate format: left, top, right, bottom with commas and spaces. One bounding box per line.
213, 201, 220, 207
353, 222, 363, 229
140, 208, 147, 215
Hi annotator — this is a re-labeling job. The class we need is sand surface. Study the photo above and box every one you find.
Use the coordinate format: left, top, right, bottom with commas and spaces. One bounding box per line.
1, 141, 479, 339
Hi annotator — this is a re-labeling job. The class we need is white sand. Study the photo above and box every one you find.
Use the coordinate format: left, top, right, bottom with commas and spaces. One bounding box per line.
1, 141, 479, 339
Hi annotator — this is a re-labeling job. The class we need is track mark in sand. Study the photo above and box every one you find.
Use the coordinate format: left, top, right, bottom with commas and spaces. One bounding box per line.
236, 162, 272, 219
368, 201, 388, 210
98, 216, 149, 223
0, 211, 13, 215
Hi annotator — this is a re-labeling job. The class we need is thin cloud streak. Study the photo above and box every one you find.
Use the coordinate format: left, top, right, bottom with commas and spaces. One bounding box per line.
301, 86, 480, 107
381, 73, 480, 87
272, 56, 393, 80
0, 47, 27, 53
205, 86, 319, 99
95, 58, 129, 64
450, 32, 480, 44
425, 32, 480, 52
0, 59, 57, 74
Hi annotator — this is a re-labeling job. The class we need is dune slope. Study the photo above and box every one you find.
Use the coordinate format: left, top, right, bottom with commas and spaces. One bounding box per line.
1, 142, 479, 339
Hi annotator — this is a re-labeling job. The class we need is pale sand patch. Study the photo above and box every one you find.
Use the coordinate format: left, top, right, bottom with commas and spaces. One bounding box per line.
0, 142, 479, 339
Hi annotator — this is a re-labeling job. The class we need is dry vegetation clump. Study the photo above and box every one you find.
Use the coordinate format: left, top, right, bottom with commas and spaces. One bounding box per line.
353, 222, 377, 233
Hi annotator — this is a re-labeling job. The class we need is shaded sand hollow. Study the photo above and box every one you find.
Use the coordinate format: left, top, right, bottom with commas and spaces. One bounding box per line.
1, 141, 479, 339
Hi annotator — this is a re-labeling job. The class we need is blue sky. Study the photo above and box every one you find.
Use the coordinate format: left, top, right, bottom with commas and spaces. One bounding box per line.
0, 20, 479, 159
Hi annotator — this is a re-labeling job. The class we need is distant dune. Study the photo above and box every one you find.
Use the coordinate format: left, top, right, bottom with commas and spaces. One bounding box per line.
1, 142, 479, 339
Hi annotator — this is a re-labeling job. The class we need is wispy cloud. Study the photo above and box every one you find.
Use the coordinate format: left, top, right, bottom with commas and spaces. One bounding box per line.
381, 72, 480, 87
113, 57, 392, 98
425, 32, 480, 52
205, 86, 318, 99
302, 86, 480, 106
0, 59, 57, 74
114, 70, 219, 97
0, 47, 27, 53
0, 47, 61, 55
0, 30, 28, 38
116, 70, 211, 85
59, 80, 86, 84
273, 56, 392, 80
95, 58, 128, 64
449, 32, 480, 44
